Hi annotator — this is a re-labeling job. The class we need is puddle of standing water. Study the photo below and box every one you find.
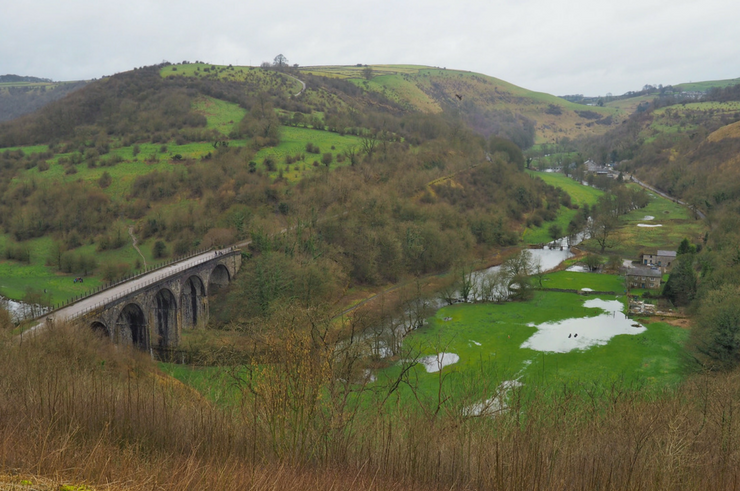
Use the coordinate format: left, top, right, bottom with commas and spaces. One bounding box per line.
420, 352, 460, 373
521, 299, 645, 353
643, 215, 655, 220
637, 223, 662, 228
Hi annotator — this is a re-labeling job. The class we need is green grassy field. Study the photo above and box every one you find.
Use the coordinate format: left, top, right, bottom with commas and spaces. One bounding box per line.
386, 277, 687, 403
159, 362, 234, 404
585, 187, 706, 259
523, 171, 603, 244
254, 126, 365, 180
540, 270, 624, 291
160, 272, 684, 409
16, 140, 244, 199
192, 96, 246, 135
674, 78, 740, 92
0, 221, 162, 304
526, 170, 603, 207
0, 235, 94, 304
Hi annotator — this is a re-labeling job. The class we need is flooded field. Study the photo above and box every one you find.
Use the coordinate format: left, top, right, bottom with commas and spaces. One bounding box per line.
521, 299, 646, 353
394, 270, 687, 403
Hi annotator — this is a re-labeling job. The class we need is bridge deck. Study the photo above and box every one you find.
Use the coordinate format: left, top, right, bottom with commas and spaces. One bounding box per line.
24, 247, 240, 337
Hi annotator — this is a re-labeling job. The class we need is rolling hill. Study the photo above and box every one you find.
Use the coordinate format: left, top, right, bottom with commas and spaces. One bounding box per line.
299, 64, 622, 145
0, 61, 578, 304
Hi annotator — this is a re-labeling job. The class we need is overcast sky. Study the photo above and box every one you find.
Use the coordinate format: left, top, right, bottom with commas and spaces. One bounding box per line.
2, 0, 738, 96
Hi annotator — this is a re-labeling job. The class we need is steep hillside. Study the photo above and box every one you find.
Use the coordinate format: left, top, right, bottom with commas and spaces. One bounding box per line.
302, 65, 622, 145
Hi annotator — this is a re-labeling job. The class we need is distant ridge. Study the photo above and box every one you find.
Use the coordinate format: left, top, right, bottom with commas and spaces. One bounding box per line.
0, 74, 53, 83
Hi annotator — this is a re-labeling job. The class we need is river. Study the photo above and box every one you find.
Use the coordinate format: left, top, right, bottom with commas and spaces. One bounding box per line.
1, 296, 49, 322
361, 236, 583, 360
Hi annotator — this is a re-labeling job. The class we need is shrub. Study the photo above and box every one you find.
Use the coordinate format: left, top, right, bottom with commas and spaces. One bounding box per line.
305, 142, 320, 154
98, 171, 112, 189
153, 240, 168, 259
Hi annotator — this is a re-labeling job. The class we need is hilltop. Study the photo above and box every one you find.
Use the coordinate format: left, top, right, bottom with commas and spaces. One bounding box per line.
0, 74, 53, 83
296, 64, 621, 144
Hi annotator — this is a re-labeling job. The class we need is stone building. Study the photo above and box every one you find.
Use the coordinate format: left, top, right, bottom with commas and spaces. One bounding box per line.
641, 250, 676, 272
626, 266, 662, 290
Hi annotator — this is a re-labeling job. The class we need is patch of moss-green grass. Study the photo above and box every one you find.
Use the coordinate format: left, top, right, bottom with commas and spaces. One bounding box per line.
540, 271, 625, 292
526, 170, 603, 207
254, 127, 364, 181
159, 362, 237, 404
0, 226, 158, 304
2, 144, 49, 154
192, 96, 246, 136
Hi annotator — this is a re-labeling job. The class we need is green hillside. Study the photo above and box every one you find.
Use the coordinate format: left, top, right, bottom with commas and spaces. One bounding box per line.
0, 62, 581, 305
304, 64, 622, 145
674, 77, 740, 92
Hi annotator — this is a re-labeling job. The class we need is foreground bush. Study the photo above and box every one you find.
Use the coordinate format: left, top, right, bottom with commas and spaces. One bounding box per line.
2, 322, 740, 490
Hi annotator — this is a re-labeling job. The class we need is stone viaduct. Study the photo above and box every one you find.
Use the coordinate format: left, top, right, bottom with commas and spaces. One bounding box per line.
71, 250, 242, 353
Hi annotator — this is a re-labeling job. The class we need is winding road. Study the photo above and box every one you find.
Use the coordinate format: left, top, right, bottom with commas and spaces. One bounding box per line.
283, 73, 306, 97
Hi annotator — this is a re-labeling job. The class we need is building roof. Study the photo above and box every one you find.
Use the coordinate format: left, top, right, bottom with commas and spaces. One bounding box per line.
626, 266, 662, 278
657, 250, 677, 257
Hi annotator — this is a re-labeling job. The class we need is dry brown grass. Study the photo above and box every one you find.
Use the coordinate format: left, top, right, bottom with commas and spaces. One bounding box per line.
3, 321, 740, 490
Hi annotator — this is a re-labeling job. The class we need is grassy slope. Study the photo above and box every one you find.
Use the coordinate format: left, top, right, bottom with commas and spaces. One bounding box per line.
523, 170, 603, 244
604, 94, 653, 113
161, 63, 303, 94
0, 229, 158, 304
649, 101, 740, 138
593, 186, 705, 259
254, 127, 364, 180
304, 65, 623, 144
192, 96, 246, 135
674, 77, 740, 92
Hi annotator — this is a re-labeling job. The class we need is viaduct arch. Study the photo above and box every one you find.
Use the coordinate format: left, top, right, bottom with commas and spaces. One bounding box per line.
62, 250, 242, 353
